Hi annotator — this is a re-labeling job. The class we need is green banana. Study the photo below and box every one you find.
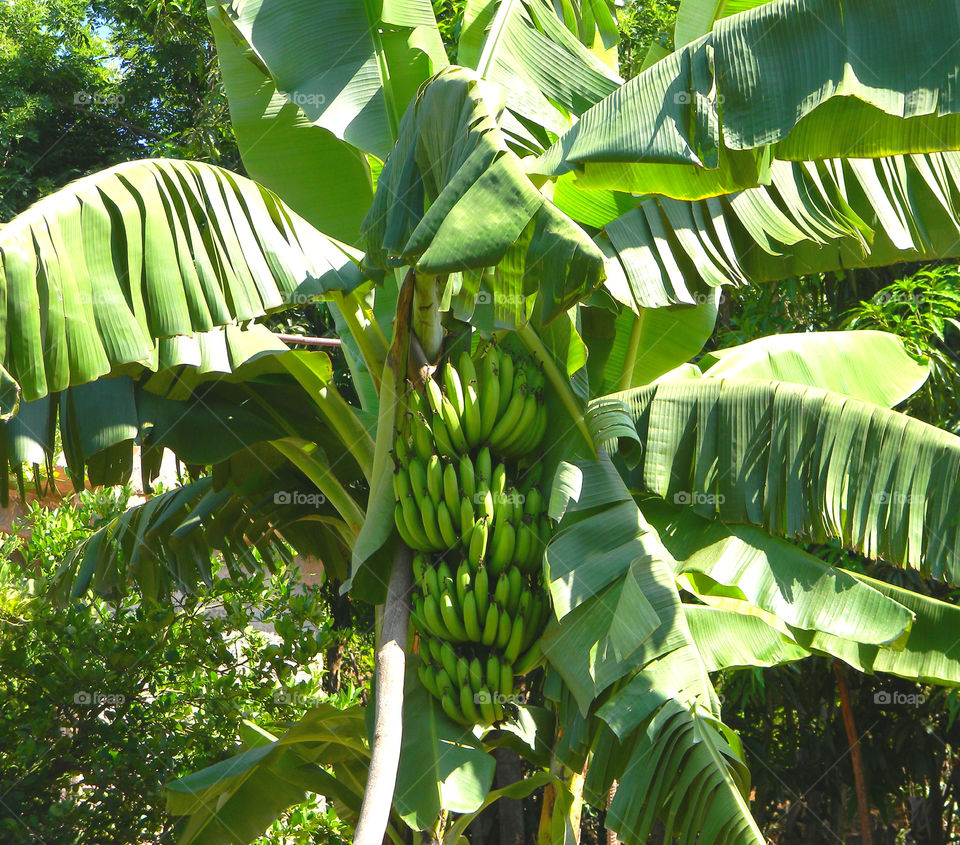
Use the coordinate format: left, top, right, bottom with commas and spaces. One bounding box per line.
440, 392, 470, 454
419, 495, 445, 551
477, 348, 501, 440
460, 498, 476, 546
419, 664, 440, 699
394, 502, 422, 549
489, 373, 527, 451
393, 432, 409, 466
412, 553, 428, 582
504, 612, 526, 662
460, 684, 483, 724
469, 657, 484, 694
514, 640, 544, 676
506, 567, 523, 614
522, 593, 544, 650
462, 590, 482, 640
442, 691, 466, 725
475, 447, 492, 489
408, 457, 428, 499
476, 486, 494, 522
497, 350, 514, 418
513, 518, 533, 572
435, 667, 455, 697
430, 410, 457, 460
477, 686, 497, 725
481, 602, 499, 646
498, 391, 539, 456
424, 375, 445, 418
474, 566, 489, 620
493, 573, 511, 609
436, 501, 458, 548
392, 465, 411, 502
399, 497, 431, 550
455, 561, 471, 608
492, 462, 507, 500
488, 520, 516, 576
524, 488, 543, 518
485, 654, 498, 691
411, 411, 434, 462
496, 605, 512, 648
468, 517, 489, 569
499, 662, 514, 699
425, 454, 443, 505
410, 595, 429, 638
423, 594, 453, 640
459, 454, 476, 504
428, 637, 444, 667
440, 589, 469, 641
422, 564, 441, 604
456, 655, 470, 689
459, 354, 482, 448
440, 641, 459, 682
442, 361, 465, 420
443, 462, 460, 517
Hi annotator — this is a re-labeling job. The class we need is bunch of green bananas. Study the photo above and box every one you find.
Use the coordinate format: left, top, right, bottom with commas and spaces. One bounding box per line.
393, 341, 553, 727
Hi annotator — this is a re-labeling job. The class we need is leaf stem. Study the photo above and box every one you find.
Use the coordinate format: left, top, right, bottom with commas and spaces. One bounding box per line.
617, 310, 644, 392
517, 322, 594, 452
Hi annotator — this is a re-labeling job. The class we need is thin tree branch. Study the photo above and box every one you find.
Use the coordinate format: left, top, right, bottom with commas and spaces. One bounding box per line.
834, 660, 872, 845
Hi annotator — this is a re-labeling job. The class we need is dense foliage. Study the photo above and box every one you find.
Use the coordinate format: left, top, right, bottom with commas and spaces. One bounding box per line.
0, 489, 370, 843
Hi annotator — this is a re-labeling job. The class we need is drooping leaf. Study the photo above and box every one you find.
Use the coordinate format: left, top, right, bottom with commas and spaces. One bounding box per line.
213, 0, 447, 159
605, 378, 960, 584
594, 153, 960, 307
0, 159, 363, 403
645, 500, 915, 646
166, 704, 382, 845
207, 1, 373, 244
535, 0, 960, 195
683, 605, 810, 671
361, 66, 604, 327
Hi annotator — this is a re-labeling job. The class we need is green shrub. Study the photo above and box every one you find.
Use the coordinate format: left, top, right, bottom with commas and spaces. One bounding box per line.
0, 489, 370, 844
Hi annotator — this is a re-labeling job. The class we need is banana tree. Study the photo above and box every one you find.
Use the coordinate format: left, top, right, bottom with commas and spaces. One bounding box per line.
7, 0, 960, 842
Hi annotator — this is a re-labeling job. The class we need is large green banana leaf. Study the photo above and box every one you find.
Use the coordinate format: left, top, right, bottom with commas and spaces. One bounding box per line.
699, 331, 929, 408
596, 378, 960, 583
682, 605, 809, 670
540, 454, 764, 845
459, 0, 621, 144
0, 159, 362, 405
166, 704, 384, 845
673, 0, 778, 49
361, 67, 604, 327
211, 0, 447, 160
535, 0, 960, 198
206, 1, 373, 245
579, 152, 960, 308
